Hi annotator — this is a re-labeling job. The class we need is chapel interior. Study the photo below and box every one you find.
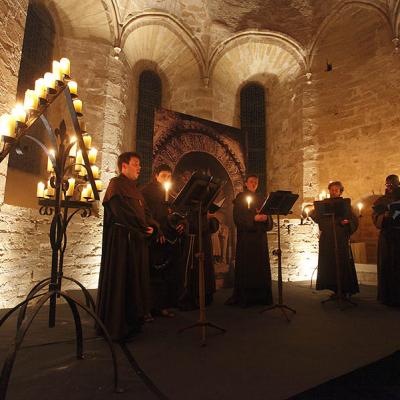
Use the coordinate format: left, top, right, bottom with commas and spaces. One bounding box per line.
1, 0, 400, 399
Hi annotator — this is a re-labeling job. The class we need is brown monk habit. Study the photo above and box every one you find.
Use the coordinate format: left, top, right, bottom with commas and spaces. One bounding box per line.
97, 174, 157, 341
228, 190, 274, 307
310, 200, 359, 295
141, 179, 185, 311
373, 188, 400, 306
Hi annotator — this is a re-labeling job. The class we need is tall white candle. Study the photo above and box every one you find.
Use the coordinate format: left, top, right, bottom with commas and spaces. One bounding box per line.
23, 90, 39, 110
11, 104, 26, 123
52, 60, 62, 81
0, 114, 16, 138
47, 150, 55, 173
60, 58, 71, 76
36, 181, 45, 198
91, 165, 99, 179
73, 99, 82, 114
88, 147, 97, 164
44, 72, 56, 90
35, 78, 47, 99
75, 150, 83, 171
66, 178, 75, 197
246, 195, 252, 209
83, 134, 92, 149
163, 181, 171, 202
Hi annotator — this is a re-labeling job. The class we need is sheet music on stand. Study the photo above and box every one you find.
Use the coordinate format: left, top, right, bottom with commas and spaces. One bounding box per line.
259, 190, 299, 215
313, 197, 351, 218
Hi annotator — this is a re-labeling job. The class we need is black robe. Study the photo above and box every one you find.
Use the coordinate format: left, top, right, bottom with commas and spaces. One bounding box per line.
141, 180, 184, 311
310, 198, 359, 295
372, 189, 400, 306
229, 190, 273, 307
178, 211, 219, 310
96, 174, 157, 341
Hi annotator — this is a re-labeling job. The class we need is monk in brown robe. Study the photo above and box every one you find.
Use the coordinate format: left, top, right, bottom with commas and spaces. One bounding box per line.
96, 152, 158, 341
372, 174, 400, 306
141, 164, 185, 317
226, 175, 273, 307
310, 181, 359, 297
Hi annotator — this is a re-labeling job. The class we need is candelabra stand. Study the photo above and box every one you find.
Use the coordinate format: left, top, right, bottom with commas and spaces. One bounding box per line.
0, 79, 121, 398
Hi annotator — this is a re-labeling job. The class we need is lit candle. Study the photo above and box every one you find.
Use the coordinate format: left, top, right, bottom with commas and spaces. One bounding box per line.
95, 179, 103, 192
66, 178, 75, 197
52, 61, 62, 81
60, 58, 71, 76
81, 187, 88, 201
69, 136, 77, 157
36, 181, 45, 198
322, 190, 327, 199
44, 189, 49, 198
85, 183, 93, 198
73, 99, 82, 114
23, 89, 39, 110
163, 180, 171, 202
75, 150, 83, 171
88, 147, 97, 164
47, 180, 55, 197
82, 134, 92, 149
34, 78, 47, 99
79, 163, 87, 176
67, 81, 77, 96
44, 72, 56, 90
246, 195, 252, 209
357, 202, 363, 217
91, 165, 99, 179
318, 192, 323, 201
47, 149, 55, 173
0, 114, 16, 138
11, 104, 26, 123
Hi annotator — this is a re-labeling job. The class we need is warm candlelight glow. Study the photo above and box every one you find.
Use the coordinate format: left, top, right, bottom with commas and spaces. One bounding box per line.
79, 164, 87, 176
95, 179, 103, 192
52, 61, 62, 81
34, 78, 47, 99
67, 81, 77, 96
36, 181, 45, 198
66, 178, 75, 197
23, 89, 39, 110
357, 202, 363, 217
163, 180, 171, 201
91, 165, 99, 179
11, 104, 26, 123
75, 150, 83, 171
246, 195, 252, 209
88, 147, 97, 164
83, 134, 92, 149
305, 207, 310, 218
60, 58, 71, 76
47, 149, 55, 173
73, 99, 83, 114
69, 136, 77, 157
81, 187, 88, 201
44, 72, 56, 90
0, 114, 16, 138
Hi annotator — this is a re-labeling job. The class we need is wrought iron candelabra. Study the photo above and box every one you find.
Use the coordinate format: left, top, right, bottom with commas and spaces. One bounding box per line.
0, 59, 121, 399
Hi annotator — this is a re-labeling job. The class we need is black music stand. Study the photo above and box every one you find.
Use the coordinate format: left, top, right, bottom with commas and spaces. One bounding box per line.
260, 190, 299, 321
173, 172, 226, 345
314, 198, 356, 309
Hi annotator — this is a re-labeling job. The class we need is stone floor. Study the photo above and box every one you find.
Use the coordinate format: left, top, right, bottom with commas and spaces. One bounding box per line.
1, 282, 400, 400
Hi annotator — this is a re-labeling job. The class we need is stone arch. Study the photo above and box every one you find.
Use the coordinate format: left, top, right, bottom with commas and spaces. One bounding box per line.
120, 12, 206, 79
308, 0, 393, 68
153, 132, 245, 196
209, 29, 307, 85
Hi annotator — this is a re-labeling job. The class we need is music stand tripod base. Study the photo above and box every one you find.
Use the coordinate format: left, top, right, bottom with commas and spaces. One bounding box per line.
261, 303, 296, 322
321, 294, 357, 310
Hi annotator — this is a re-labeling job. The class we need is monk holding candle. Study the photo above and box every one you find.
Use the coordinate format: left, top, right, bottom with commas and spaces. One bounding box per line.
226, 174, 273, 307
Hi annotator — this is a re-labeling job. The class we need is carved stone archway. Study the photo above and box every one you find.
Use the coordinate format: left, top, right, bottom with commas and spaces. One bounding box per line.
153, 132, 245, 196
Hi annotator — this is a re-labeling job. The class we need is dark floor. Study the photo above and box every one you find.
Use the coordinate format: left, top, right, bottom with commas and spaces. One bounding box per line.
1, 283, 400, 400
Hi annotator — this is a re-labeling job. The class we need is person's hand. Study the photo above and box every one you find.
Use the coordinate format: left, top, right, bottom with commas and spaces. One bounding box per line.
158, 234, 166, 244
254, 214, 268, 222
145, 226, 154, 236
176, 224, 185, 235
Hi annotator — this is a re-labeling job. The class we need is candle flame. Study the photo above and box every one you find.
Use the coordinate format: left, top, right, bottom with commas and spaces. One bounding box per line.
163, 181, 171, 191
